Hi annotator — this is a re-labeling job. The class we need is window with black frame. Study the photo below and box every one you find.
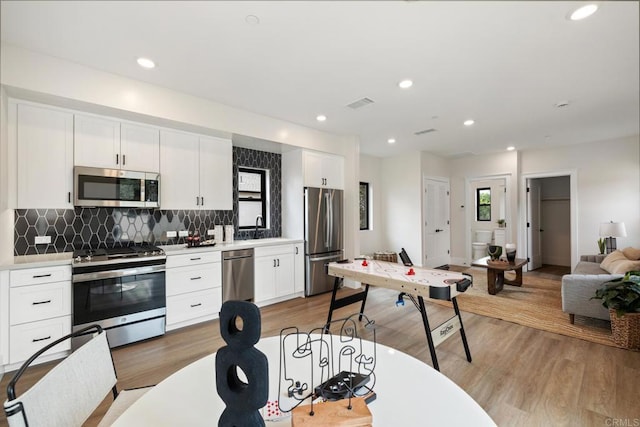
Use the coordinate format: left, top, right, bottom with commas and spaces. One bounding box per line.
359, 182, 370, 230
238, 167, 268, 230
476, 187, 491, 221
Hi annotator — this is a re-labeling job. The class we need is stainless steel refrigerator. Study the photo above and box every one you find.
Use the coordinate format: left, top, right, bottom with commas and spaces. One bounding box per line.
304, 187, 344, 296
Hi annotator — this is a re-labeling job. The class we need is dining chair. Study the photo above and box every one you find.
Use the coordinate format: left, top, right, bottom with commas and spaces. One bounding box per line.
3, 324, 152, 427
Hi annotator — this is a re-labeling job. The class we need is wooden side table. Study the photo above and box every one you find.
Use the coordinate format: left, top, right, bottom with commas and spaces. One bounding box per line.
472, 256, 528, 295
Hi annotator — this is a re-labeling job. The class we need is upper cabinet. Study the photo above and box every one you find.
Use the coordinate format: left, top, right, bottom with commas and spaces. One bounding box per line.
16, 103, 74, 209
302, 151, 344, 189
160, 130, 232, 210
74, 114, 159, 172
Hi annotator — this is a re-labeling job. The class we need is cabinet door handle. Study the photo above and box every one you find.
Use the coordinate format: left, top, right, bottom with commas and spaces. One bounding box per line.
68, 192, 71, 203
273, 259, 276, 268
32, 274, 52, 279
116, 154, 119, 165
190, 276, 202, 281
190, 257, 201, 261
122, 154, 126, 166
190, 303, 202, 308
201, 196, 204, 206
196, 196, 200, 206
32, 336, 51, 343
277, 258, 280, 267
295, 247, 299, 255
32, 300, 52, 305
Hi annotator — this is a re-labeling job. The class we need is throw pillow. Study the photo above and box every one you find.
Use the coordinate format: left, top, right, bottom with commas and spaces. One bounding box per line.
600, 250, 640, 274
622, 247, 640, 261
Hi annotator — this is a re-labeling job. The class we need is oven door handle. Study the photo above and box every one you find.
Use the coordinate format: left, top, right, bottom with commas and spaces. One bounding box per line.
72, 265, 166, 283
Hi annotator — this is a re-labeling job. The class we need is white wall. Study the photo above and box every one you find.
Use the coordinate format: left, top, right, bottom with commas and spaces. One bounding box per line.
0, 85, 11, 264
0, 43, 361, 261
359, 154, 383, 255
520, 136, 640, 260
448, 151, 518, 265
380, 153, 423, 265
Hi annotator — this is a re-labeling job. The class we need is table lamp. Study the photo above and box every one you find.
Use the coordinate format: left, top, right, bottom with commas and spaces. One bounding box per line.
599, 221, 626, 254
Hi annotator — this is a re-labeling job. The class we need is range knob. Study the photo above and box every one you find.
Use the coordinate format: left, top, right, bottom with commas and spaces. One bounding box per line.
75, 256, 82, 263
144, 251, 150, 256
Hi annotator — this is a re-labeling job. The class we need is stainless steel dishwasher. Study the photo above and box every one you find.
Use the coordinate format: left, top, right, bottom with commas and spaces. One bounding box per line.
222, 248, 254, 302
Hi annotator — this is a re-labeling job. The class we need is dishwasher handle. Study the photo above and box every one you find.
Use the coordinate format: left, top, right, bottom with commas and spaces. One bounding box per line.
224, 255, 253, 260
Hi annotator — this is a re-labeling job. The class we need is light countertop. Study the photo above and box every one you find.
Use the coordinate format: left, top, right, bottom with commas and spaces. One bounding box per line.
0, 238, 304, 271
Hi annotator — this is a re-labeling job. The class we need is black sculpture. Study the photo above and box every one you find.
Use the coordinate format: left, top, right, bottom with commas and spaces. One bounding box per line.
216, 301, 268, 427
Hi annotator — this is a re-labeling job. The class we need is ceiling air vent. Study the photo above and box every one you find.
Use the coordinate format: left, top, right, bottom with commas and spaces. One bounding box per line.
414, 128, 437, 136
346, 97, 375, 109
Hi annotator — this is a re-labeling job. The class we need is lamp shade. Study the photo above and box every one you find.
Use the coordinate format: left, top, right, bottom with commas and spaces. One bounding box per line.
599, 222, 627, 238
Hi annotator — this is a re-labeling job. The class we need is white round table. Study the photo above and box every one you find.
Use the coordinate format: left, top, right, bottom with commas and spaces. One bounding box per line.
112, 335, 495, 426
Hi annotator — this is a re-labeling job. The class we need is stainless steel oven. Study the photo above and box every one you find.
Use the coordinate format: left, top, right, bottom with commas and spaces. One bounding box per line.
71, 245, 166, 348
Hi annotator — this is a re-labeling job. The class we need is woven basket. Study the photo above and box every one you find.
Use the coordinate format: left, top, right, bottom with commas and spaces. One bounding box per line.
373, 251, 398, 263
609, 309, 640, 349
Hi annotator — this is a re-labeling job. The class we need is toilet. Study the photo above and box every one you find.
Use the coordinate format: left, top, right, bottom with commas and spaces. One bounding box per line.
472, 230, 493, 260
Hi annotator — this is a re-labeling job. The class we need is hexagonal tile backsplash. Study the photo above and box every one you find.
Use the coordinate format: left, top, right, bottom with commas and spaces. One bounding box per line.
14, 147, 282, 255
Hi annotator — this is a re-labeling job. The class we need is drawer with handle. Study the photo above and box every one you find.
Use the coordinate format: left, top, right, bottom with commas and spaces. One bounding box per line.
10, 281, 71, 325
166, 263, 221, 296
10, 315, 72, 364
166, 251, 220, 268
166, 288, 221, 325
10, 265, 71, 287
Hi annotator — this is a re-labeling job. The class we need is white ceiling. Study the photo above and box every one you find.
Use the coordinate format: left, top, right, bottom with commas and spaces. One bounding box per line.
1, 1, 638, 158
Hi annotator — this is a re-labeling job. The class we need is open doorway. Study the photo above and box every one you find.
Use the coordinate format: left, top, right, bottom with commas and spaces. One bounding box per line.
525, 175, 573, 274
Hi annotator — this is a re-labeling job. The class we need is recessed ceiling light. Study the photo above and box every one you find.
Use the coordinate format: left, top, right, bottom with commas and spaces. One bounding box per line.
569, 4, 598, 21
388, 138, 396, 144
398, 80, 413, 89
245, 15, 260, 25
136, 57, 155, 69
316, 115, 327, 122
507, 146, 515, 151
463, 119, 475, 126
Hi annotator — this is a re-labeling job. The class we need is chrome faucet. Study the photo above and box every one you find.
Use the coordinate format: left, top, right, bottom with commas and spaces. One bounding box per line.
254, 215, 263, 239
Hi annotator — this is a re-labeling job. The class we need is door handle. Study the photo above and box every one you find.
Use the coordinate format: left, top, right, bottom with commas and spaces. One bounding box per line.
116, 154, 119, 165
32, 336, 51, 343
190, 303, 202, 308
33, 274, 52, 279
32, 300, 52, 305
190, 277, 202, 281
122, 154, 126, 166
277, 258, 280, 267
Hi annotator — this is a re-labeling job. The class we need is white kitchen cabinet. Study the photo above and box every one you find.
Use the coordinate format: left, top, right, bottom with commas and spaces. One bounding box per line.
282, 149, 344, 240
199, 136, 232, 210
15, 102, 74, 208
254, 245, 294, 303
74, 114, 160, 172
293, 243, 305, 294
165, 251, 222, 331
8, 265, 72, 366
160, 129, 232, 210
120, 122, 161, 172
303, 151, 344, 189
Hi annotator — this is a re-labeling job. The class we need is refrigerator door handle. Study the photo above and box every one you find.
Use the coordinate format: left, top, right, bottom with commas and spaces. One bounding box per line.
329, 192, 333, 248
308, 254, 343, 262
324, 192, 330, 248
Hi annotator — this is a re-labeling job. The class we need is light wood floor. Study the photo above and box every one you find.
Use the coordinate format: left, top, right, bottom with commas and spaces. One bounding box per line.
2, 280, 639, 426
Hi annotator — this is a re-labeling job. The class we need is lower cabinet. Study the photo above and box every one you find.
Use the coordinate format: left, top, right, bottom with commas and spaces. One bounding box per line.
254, 245, 295, 304
7, 265, 72, 367
165, 251, 222, 331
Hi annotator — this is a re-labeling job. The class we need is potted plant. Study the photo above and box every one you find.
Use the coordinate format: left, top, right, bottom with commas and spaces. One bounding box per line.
597, 238, 606, 255
592, 271, 640, 349
496, 219, 506, 228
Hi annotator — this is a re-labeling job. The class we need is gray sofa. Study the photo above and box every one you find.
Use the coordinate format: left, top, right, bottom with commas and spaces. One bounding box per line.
561, 254, 623, 323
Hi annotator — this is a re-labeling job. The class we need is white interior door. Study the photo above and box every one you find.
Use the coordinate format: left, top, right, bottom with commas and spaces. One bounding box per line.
423, 178, 450, 268
527, 179, 542, 270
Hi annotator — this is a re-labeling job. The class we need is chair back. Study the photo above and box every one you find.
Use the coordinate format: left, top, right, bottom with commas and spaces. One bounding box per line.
4, 327, 117, 427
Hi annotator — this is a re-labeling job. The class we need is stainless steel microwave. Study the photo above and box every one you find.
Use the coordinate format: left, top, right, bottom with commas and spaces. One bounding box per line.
74, 166, 160, 208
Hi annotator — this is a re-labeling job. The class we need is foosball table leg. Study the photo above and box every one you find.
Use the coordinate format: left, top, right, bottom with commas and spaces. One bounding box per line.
452, 297, 472, 363
417, 296, 440, 371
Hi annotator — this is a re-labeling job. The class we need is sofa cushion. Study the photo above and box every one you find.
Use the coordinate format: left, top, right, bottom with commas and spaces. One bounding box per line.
574, 261, 608, 275
600, 250, 640, 274
622, 247, 640, 261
